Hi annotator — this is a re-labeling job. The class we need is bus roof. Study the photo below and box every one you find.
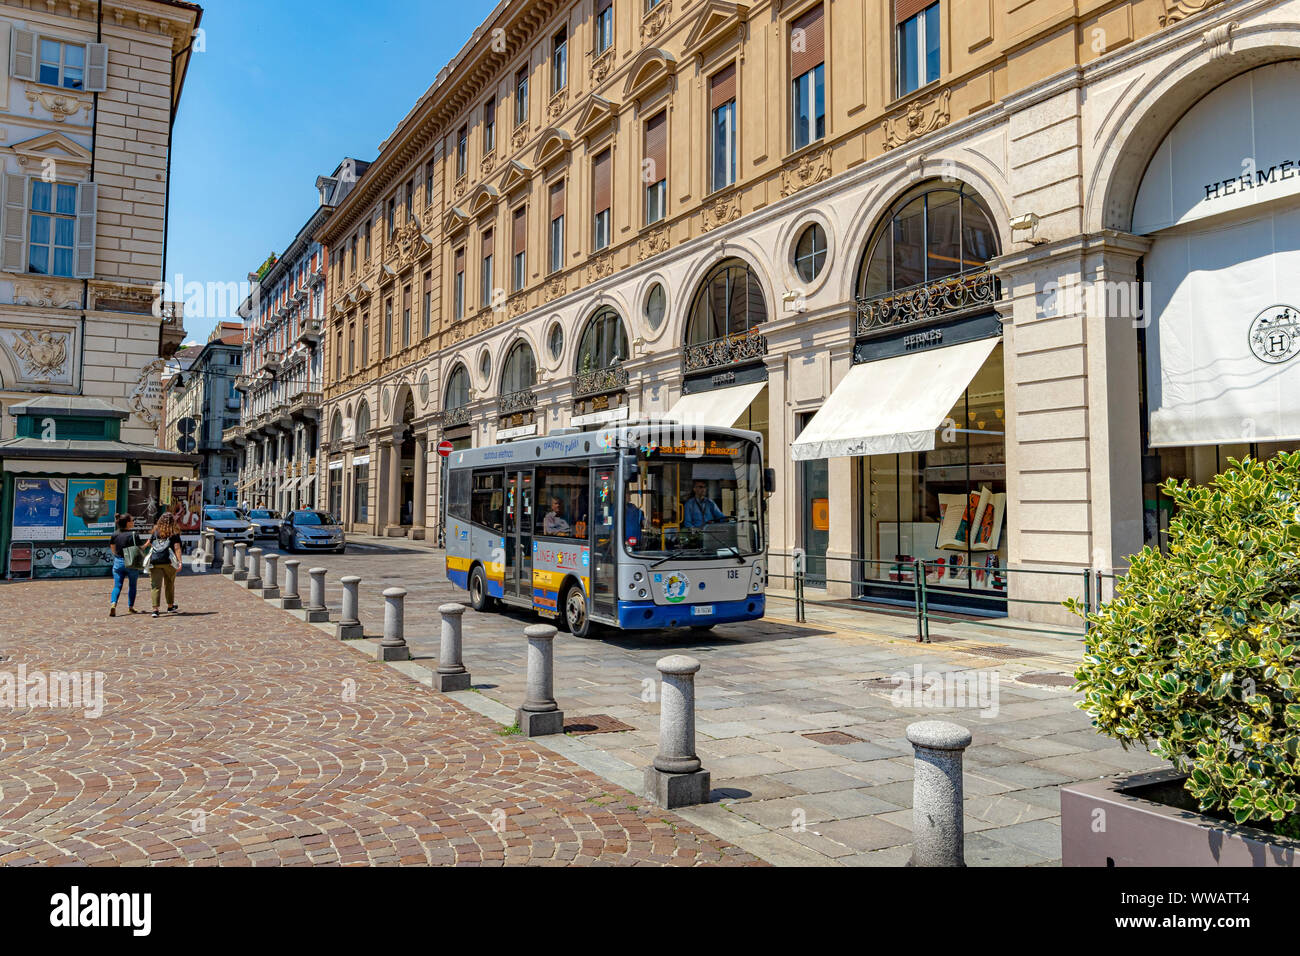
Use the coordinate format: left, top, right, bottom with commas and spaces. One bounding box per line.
447, 421, 762, 470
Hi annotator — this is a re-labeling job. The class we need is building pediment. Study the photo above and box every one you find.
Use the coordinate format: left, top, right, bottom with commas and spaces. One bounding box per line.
575, 95, 619, 141
498, 160, 534, 195
624, 48, 677, 105
533, 127, 573, 168
467, 183, 500, 218
443, 205, 471, 234
683, 1, 750, 58
7, 131, 93, 172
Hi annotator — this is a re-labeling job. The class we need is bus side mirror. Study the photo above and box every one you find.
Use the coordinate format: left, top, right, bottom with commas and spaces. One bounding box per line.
763, 468, 776, 495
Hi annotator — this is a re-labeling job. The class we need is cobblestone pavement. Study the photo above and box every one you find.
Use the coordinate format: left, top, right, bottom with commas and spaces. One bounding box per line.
270, 535, 1164, 866
0, 575, 761, 867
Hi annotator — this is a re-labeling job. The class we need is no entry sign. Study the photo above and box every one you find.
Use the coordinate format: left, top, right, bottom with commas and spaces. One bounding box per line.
437, 440, 454, 458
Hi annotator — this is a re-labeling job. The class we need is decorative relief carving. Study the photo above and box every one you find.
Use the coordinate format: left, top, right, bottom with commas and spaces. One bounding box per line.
547, 89, 568, 120
480, 152, 497, 176
641, 0, 670, 41
25, 87, 91, 123
7, 327, 70, 378
1202, 21, 1237, 59
1160, 0, 1224, 26
14, 279, 81, 309
637, 227, 670, 262
511, 124, 530, 150
91, 282, 157, 314
389, 220, 430, 271
508, 294, 529, 318
543, 275, 567, 302
586, 252, 615, 284
883, 89, 952, 151
590, 47, 616, 85
453, 176, 467, 200
701, 190, 740, 232
780, 146, 831, 198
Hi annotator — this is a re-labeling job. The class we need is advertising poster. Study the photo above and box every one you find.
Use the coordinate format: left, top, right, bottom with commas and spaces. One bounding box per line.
127, 476, 162, 529
64, 479, 119, 540
168, 479, 202, 534
11, 477, 67, 540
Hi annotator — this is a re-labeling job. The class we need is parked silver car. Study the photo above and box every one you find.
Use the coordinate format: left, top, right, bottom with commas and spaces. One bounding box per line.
278, 510, 346, 554
201, 506, 255, 544
246, 509, 282, 539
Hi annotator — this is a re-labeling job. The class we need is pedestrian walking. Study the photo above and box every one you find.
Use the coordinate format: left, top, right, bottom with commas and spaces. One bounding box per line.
145, 512, 183, 618
109, 513, 145, 617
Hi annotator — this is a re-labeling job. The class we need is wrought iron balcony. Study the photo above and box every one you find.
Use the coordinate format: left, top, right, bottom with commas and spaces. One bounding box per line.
682, 328, 769, 375
574, 361, 629, 399
855, 266, 998, 338
442, 405, 472, 428
499, 388, 537, 416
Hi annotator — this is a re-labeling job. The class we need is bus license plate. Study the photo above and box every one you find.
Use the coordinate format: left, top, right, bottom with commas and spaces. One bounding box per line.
691, 605, 714, 617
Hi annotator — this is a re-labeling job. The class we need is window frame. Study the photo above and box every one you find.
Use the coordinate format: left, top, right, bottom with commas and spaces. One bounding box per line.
483, 96, 496, 154
25, 179, 79, 278
711, 98, 737, 193
552, 27, 568, 95
791, 62, 826, 151
896, 2, 941, 99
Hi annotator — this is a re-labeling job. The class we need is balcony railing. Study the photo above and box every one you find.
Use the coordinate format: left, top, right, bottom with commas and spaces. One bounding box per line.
499, 388, 537, 416
442, 405, 471, 428
682, 328, 768, 375
574, 361, 629, 399
297, 318, 323, 344
288, 390, 322, 415
222, 425, 246, 446
855, 266, 998, 337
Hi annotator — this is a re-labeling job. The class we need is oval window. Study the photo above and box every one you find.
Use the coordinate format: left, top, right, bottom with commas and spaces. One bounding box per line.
548, 322, 564, 361
645, 283, 666, 331
794, 223, 827, 283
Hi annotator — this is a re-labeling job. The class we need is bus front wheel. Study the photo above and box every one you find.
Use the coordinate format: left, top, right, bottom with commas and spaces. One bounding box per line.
561, 583, 591, 639
469, 565, 494, 612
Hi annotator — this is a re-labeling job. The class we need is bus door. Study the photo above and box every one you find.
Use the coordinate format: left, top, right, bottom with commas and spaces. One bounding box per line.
505, 470, 534, 599
589, 464, 616, 618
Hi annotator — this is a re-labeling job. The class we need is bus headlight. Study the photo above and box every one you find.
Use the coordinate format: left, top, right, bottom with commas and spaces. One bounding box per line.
638, 588, 648, 598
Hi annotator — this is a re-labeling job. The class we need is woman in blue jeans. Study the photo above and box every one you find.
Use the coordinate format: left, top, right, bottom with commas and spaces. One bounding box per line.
109, 513, 145, 616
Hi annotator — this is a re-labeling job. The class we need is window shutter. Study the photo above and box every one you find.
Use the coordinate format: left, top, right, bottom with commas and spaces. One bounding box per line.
592, 149, 612, 214
710, 64, 737, 111
481, 229, 493, 260
550, 179, 565, 221
85, 42, 109, 92
644, 111, 667, 185
791, 6, 825, 77
512, 206, 527, 255
11, 29, 36, 81
453, 245, 465, 275
2, 173, 29, 274
896, 0, 931, 23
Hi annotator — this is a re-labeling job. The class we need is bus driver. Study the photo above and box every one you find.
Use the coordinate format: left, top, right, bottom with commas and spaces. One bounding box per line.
543, 496, 571, 536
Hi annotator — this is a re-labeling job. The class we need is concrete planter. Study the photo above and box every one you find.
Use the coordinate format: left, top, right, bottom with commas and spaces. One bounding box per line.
1061, 769, 1297, 867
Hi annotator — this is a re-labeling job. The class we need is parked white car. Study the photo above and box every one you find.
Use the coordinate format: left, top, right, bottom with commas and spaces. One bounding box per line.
201, 506, 255, 544
246, 509, 283, 539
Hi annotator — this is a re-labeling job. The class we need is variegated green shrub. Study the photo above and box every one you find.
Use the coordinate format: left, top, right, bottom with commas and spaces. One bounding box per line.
1070, 453, 1300, 831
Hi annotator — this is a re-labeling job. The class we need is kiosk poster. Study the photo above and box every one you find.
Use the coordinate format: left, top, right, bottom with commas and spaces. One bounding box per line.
65, 479, 118, 539
169, 479, 202, 534
127, 476, 162, 528
12, 478, 66, 540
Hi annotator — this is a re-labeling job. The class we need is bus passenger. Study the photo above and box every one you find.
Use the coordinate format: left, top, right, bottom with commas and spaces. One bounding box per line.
543, 496, 571, 536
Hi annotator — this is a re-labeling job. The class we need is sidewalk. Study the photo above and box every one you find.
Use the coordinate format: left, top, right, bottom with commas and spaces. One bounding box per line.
280, 541, 1165, 866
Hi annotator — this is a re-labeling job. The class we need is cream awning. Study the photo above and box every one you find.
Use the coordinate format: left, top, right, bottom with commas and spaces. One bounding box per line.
791, 337, 1000, 461
666, 380, 766, 428
3, 459, 126, 475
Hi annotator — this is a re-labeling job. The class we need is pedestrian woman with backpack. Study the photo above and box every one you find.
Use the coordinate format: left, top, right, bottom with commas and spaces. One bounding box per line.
145, 512, 183, 618
109, 513, 145, 617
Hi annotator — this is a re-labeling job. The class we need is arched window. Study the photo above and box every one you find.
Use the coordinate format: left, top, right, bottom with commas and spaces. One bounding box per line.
329, 410, 344, 445
575, 307, 628, 373
686, 258, 767, 345
856, 181, 999, 299
501, 340, 537, 394
353, 401, 370, 442
445, 363, 470, 410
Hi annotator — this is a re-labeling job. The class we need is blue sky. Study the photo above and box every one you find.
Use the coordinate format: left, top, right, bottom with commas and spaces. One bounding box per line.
166, 0, 496, 344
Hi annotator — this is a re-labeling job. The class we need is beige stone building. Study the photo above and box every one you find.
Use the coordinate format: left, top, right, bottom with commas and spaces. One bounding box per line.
316, 0, 1300, 622
0, 0, 201, 445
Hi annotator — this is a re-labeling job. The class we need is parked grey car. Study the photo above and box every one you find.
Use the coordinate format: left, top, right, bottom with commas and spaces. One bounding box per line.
246, 509, 282, 538
278, 510, 346, 554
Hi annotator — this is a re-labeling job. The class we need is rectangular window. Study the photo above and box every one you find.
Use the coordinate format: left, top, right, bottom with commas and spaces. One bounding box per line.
27, 180, 77, 277
348, 322, 356, 372
364, 220, 372, 260
534, 466, 591, 538
425, 161, 435, 208
595, 0, 613, 55
456, 125, 468, 178
335, 331, 343, 380
552, 27, 567, 95
592, 148, 612, 251
481, 229, 494, 309
350, 235, 357, 272
548, 180, 565, 274
644, 111, 667, 225
791, 5, 826, 150
512, 205, 527, 292
406, 180, 414, 220
423, 272, 432, 337
471, 471, 505, 530
402, 286, 412, 348
387, 197, 396, 237
710, 65, 737, 192
384, 299, 393, 354
515, 66, 529, 127
483, 96, 496, 154
453, 246, 466, 320
897, 1, 940, 97
38, 38, 84, 90
361, 315, 369, 366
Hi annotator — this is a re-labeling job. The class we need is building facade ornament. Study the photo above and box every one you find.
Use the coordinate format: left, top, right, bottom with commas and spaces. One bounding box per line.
590, 47, 616, 84
641, 0, 671, 41
637, 226, 670, 261
511, 123, 530, 150
7, 327, 70, 378
779, 145, 831, 197
883, 88, 952, 151
1160, 0, 1224, 26
1201, 20, 1237, 59
24, 87, 92, 123
701, 189, 741, 231
586, 251, 616, 283
543, 274, 567, 302
14, 279, 81, 310
547, 89, 568, 120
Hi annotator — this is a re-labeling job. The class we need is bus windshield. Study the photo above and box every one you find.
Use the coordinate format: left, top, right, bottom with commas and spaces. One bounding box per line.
625, 437, 762, 558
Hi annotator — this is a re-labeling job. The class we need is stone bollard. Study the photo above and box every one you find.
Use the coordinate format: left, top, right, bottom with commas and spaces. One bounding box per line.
280, 559, 302, 610
378, 587, 412, 661
434, 603, 471, 691
201, 530, 216, 570
244, 547, 264, 590
232, 543, 248, 583
643, 655, 710, 809
304, 567, 329, 623
335, 575, 363, 640
221, 539, 234, 576
906, 720, 973, 867
515, 624, 563, 737
260, 553, 280, 600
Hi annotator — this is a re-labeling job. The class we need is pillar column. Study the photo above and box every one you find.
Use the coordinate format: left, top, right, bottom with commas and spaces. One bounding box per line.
411, 429, 428, 539
385, 432, 401, 535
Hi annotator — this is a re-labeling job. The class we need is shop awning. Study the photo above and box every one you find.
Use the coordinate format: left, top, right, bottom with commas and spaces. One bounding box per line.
666, 380, 766, 428
3, 458, 126, 475
282, 477, 300, 494
791, 337, 1000, 461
